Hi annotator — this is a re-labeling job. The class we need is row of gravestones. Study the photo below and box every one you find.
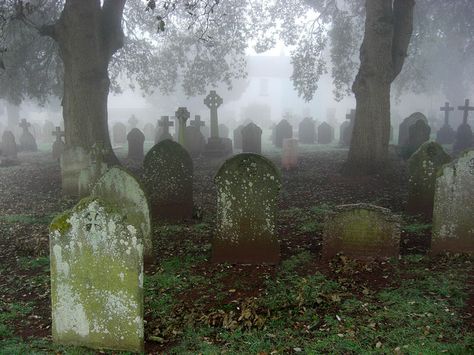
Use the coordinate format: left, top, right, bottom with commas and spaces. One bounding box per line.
50, 142, 474, 352
271, 119, 336, 148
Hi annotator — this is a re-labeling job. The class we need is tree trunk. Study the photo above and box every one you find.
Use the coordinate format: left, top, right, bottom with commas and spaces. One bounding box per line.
346, 0, 414, 174
44, 0, 125, 164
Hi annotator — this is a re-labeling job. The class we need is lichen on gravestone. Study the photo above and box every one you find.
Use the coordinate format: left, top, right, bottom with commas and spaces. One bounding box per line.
49, 197, 144, 352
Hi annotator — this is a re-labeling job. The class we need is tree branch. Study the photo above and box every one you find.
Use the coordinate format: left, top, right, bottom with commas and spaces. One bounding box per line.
102, 0, 126, 58
391, 0, 415, 81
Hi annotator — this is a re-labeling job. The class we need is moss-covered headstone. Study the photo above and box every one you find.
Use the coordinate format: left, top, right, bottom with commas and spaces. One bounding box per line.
92, 167, 153, 261
407, 142, 451, 220
213, 153, 281, 264
431, 149, 474, 254
143, 140, 193, 222
322, 204, 401, 260
50, 198, 144, 352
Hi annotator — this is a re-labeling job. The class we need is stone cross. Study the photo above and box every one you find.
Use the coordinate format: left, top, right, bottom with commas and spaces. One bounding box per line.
128, 114, 139, 128
190, 115, 205, 129
175, 107, 190, 145
458, 99, 474, 125
440, 102, 454, 126
52, 126, 65, 142
19, 118, 31, 132
204, 90, 222, 139
158, 116, 174, 135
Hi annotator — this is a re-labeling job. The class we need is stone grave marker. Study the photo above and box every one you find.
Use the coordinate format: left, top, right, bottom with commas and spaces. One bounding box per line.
274, 119, 293, 148
282, 138, 298, 170
436, 102, 455, 145
398, 112, 428, 146
322, 204, 401, 260
143, 122, 155, 141
155, 116, 174, 143
233, 125, 244, 150
431, 149, 474, 254
52, 126, 66, 161
50, 198, 144, 352
1, 130, 18, 158
175, 107, 190, 146
213, 153, 281, 264
318, 122, 334, 144
60, 146, 91, 197
298, 117, 316, 144
402, 119, 431, 159
453, 99, 474, 154
92, 167, 153, 261
241, 122, 262, 154
341, 110, 355, 147
184, 126, 205, 157
19, 118, 38, 152
113, 122, 127, 145
144, 140, 193, 222
203, 91, 232, 157
407, 142, 451, 220
127, 128, 145, 161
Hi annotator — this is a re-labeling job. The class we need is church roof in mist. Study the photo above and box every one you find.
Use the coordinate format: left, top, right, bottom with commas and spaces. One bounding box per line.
246, 55, 292, 78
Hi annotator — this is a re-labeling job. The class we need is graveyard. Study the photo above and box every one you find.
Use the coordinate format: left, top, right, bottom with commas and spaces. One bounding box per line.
1, 1, 474, 354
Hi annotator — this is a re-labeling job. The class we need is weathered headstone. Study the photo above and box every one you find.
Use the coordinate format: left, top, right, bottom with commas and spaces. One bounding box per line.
143, 122, 155, 141
19, 118, 38, 152
218, 124, 229, 139
155, 116, 174, 143
402, 119, 431, 159
213, 153, 281, 264
341, 110, 355, 147
92, 167, 153, 261
60, 147, 91, 197
322, 204, 401, 260
298, 117, 316, 144
203, 91, 232, 157
407, 142, 451, 220
282, 138, 298, 170
52, 126, 66, 161
431, 149, 474, 254
113, 122, 127, 145
241, 122, 262, 154
50, 198, 144, 352
274, 119, 293, 148
144, 140, 193, 222
436, 102, 456, 145
0, 130, 18, 158
127, 128, 145, 161
398, 112, 428, 146
175, 107, 190, 146
318, 122, 334, 144
453, 99, 474, 154
184, 126, 205, 157
233, 125, 244, 150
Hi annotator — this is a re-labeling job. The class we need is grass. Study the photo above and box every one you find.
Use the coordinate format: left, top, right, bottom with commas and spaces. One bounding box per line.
0, 214, 54, 225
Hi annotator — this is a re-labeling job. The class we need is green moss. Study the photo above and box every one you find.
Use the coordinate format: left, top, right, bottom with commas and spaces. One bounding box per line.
50, 211, 73, 235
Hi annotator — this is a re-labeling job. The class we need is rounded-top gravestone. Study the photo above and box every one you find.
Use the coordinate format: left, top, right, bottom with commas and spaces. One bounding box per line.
318, 122, 334, 144
1, 130, 18, 158
92, 166, 153, 261
407, 142, 451, 220
402, 119, 431, 159
241, 122, 262, 154
233, 125, 244, 150
274, 119, 293, 148
144, 140, 193, 222
398, 112, 428, 146
127, 128, 145, 161
298, 117, 316, 144
213, 153, 281, 264
143, 122, 156, 141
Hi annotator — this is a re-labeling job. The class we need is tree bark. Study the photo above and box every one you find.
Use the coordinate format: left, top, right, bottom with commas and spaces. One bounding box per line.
46, 0, 126, 164
346, 0, 414, 174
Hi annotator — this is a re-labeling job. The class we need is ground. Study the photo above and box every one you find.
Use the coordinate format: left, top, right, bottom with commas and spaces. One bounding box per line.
0, 140, 473, 354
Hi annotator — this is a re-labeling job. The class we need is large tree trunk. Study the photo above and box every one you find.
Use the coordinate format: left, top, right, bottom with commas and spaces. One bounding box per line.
42, 0, 125, 164
346, 0, 414, 174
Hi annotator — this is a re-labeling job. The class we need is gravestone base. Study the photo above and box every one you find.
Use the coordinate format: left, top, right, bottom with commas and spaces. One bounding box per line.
212, 238, 280, 264
204, 137, 233, 157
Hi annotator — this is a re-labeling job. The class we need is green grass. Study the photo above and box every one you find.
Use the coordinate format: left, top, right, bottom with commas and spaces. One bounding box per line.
0, 214, 54, 225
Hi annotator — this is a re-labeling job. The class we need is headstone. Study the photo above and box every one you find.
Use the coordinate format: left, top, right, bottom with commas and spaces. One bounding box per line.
60, 147, 91, 197
402, 119, 431, 159
156, 116, 174, 143
143, 123, 155, 141
436, 102, 455, 145
204, 90, 222, 139
431, 149, 474, 254
77, 145, 109, 198
398, 112, 428, 146
50, 198, 144, 352
184, 126, 205, 157
339, 121, 349, 145
18, 118, 38, 152
213, 153, 281, 264
113, 123, 127, 145
52, 126, 66, 161
190, 115, 205, 132
241, 122, 262, 154
233, 125, 244, 150
203, 91, 232, 157
175, 107, 190, 146
218, 124, 229, 139
318, 122, 334, 144
144, 140, 193, 222
282, 138, 298, 170
43, 120, 56, 143
298, 117, 316, 144
274, 119, 293, 148
127, 128, 145, 161
0, 130, 18, 158
128, 114, 139, 130
92, 167, 153, 261
407, 142, 451, 220
341, 110, 355, 147
322, 204, 401, 260
453, 99, 474, 154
